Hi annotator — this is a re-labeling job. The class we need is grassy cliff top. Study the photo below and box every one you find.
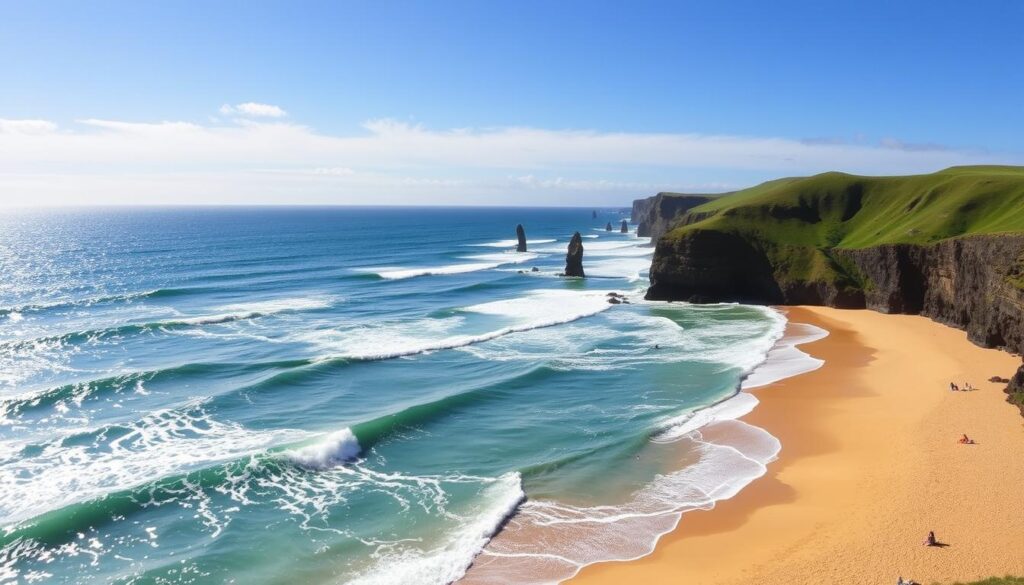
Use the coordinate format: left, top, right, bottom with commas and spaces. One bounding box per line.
666, 166, 1024, 249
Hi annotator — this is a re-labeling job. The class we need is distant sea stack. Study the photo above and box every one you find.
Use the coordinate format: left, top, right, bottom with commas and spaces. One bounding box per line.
605, 222, 612, 232
516, 224, 527, 252
564, 231, 585, 277
620, 220, 629, 233
592, 210, 598, 219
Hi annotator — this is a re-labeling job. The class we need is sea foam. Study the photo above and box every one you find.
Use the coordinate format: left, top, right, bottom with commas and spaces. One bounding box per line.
464, 309, 824, 584
0, 400, 309, 526
741, 322, 828, 389
302, 289, 617, 362
467, 239, 557, 248
284, 428, 362, 469
365, 253, 539, 280
465, 420, 780, 585
347, 473, 525, 585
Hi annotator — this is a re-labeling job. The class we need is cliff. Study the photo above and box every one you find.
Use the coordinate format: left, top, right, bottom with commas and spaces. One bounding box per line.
631, 192, 716, 241
644, 166, 1024, 414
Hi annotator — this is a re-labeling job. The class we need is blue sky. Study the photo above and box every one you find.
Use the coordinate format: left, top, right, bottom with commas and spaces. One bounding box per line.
1, 0, 1022, 205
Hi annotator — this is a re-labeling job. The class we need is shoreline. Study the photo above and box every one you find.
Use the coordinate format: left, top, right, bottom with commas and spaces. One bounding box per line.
569, 306, 1024, 585
460, 304, 820, 584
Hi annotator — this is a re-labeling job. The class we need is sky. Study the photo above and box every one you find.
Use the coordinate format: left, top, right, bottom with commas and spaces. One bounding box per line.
1, 0, 1022, 206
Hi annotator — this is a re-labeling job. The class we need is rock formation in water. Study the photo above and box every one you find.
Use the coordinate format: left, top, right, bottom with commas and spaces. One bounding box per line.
606, 292, 629, 304
516, 224, 527, 252
605, 222, 612, 232
631, 192, 715, 241
620, 219, 629, 233
641, 166, 1024, 415
592, 210, 598, 219
564, 232, 585, 277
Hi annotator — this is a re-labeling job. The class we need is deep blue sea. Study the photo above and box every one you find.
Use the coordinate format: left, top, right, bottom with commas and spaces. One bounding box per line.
0, 207, 788, 584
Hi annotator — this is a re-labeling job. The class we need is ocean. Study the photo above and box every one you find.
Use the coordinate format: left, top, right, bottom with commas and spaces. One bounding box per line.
0, 207, 812, 584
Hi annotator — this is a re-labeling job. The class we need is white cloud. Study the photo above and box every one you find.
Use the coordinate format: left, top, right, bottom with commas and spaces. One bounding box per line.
312, 167, 356, 176
512, 175, 657, 191
0, 110, 1019, 206
0, 119, 58, 135
219, 102, 288, 118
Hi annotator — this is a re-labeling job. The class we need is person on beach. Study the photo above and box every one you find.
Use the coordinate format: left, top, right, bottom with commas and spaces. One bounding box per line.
958, 434, 974, 444
950, 382, 959, 392
964, 382, 974, 391
923, 531, 938, 546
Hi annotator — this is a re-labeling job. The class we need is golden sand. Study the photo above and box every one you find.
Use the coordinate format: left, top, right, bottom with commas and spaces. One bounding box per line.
569, 306, 1024, 585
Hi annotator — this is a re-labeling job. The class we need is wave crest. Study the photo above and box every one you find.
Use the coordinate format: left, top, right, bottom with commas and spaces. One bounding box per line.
284, 428, 362, 469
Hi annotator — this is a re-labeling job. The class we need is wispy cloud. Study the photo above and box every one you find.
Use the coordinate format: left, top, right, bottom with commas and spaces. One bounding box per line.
219, 102, 288, 118
0, 106, 1019, 206
0, 119, 59, 135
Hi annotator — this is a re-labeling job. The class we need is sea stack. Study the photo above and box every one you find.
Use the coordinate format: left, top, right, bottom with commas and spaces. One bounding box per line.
620, 219, 629, 233
605, 222, 612, 231
564, 232, 585, 277
516, 224, 527, 252
592, 210, 598, 219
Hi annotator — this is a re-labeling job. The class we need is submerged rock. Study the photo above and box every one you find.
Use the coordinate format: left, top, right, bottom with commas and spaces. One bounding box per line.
606, 291, 630, 304
620, 220, 629, 233
563, 232, 585, 277
531, 266, 539, 272
516, 224, 527, 252
605, 222, 613, 232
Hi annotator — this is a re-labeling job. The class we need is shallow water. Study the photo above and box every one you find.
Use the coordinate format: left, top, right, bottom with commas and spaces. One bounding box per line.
0, 207, 788, 584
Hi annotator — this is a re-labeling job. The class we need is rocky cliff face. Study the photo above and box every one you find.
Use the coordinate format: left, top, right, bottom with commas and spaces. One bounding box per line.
631, 193, 715, 241
647, 232, 1024, 413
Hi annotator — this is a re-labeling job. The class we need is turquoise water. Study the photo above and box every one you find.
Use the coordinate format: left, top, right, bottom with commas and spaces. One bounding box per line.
0, 208, 784, 584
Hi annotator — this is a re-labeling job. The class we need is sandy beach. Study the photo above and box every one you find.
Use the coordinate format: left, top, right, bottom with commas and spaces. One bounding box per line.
570, 306, 1024, 585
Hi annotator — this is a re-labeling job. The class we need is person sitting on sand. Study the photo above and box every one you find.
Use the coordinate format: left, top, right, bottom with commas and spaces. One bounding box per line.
950, 382, 959, 392
923, 531, 938, 546
958, 434, 974, 445
964, 382, 974, 391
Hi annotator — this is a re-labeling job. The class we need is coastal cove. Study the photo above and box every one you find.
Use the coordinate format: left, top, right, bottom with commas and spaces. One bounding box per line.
7, 5, 1024, 584
571, 307, 1024, 585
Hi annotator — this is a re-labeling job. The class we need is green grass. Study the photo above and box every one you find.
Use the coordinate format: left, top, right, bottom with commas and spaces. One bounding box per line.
662, 166, 1024, 288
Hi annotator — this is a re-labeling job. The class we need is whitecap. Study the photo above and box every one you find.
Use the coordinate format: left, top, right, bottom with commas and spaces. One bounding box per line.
284, 428, 362, 469
361, 253, 539, 279
467, 239, 557, 248
0, 400, 309, 526
458, 252, 541, 264
347, 473, 525, 585
299, 289, 617, 362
